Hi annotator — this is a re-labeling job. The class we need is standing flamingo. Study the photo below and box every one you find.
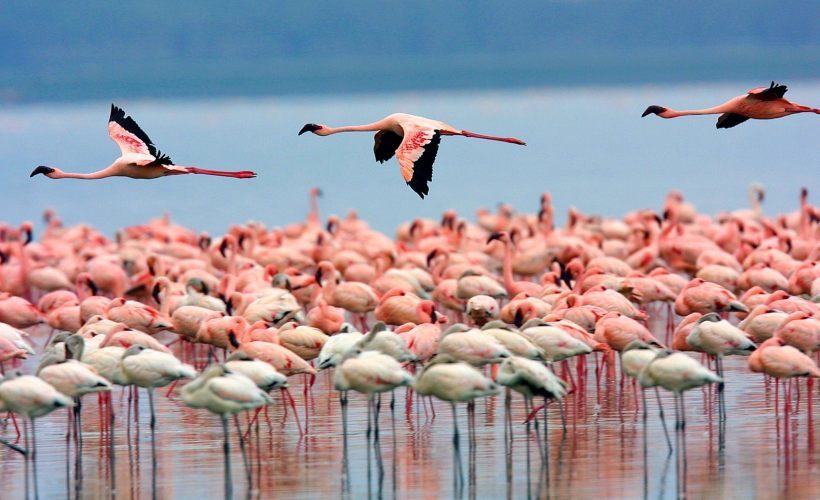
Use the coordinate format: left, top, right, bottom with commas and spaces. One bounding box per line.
639, 350, 722, 499
642, 82, 819, 128
182, 364, 273, 498
0, 375, 74, 499
30, 104, 257, 180
298, 113, 525, 198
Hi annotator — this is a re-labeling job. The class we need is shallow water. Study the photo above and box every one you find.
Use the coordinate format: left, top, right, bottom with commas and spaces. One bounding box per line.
1, 312, 817, 499
0, 80, 818, 237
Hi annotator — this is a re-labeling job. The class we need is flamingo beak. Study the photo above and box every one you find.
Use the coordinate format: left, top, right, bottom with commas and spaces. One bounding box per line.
486, 232, 503, 244
30, 166, 55, 177
151, 283, 162, 304
431, 309, 438, 322
299, 123, 322, 135
641, 105, 667, 117
219, 239, 229, 257
87, 278, 98, 296
314, 269, 323, 287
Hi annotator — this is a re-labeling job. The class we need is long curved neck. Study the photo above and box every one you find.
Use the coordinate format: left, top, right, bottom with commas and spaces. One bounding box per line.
662, 104, 731, 118
49, 166, 115, 180
322, 120, 387, 135
501, 240, 515, 294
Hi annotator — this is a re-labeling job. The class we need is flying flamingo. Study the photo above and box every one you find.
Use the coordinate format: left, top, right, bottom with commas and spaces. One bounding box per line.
642, 82, 819, 128
30, 104, 257, 180
298, 113, 525, 198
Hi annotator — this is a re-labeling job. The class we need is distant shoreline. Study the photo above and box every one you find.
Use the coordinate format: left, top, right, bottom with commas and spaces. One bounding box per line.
2, 46, 818, 105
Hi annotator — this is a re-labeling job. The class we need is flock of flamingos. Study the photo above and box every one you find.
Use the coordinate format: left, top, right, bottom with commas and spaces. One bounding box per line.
1, 81, 817, 498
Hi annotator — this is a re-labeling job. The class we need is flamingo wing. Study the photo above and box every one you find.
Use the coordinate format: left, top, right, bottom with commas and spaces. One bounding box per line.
747, 82, 788, 101
373, 130, 403, 163
107, 104, 173, 165
395, 125, 441, 199
716, 113, 750, 129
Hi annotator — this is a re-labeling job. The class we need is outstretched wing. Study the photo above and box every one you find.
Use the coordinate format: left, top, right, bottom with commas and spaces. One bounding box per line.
747, 81, 788, 101
107, 104, 173, 165
395, 126, 441, 199
373, 130, 403, 163
716, 113, 750, 129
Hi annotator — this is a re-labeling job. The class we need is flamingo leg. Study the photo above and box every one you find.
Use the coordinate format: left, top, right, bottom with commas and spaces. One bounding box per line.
184, 167, 257, 178
221, 415, 233, 499
655, 387, 673, 453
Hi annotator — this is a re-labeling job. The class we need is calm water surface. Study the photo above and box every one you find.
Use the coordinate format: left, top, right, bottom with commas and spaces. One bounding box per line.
0, 312, 817, 499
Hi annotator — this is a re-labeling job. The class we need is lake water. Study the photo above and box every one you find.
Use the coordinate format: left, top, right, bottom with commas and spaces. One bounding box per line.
0, 312, 817, 499
0, 80, 818, 237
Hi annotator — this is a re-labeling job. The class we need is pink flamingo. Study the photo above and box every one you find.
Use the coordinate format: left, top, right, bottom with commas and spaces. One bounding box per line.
374, 289, 438, 326
486, 231, 543, 296
31, 104, 257, 180
642, 82, 819, 128
299, 113, 525, 198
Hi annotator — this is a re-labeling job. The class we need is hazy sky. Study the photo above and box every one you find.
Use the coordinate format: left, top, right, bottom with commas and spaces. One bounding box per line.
1, 1, 818, 101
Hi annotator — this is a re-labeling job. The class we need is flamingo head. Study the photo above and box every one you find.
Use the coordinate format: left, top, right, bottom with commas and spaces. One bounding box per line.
298, 123, 326, 136
641, 105, 669, 118
486, 231, 509, 245
30, 166, 58, 178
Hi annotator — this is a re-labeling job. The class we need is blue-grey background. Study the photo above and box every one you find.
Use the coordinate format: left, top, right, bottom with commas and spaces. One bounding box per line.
1, 1, 818, 235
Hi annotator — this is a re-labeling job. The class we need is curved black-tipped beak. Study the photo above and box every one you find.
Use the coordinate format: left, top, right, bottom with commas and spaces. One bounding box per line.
299, 123, 322, 135
151, 283, 162, 304
219, 239, 229, 258
87, 278, 98, 296
314, 268, 323, 287
642, 105, 666, 117
23, 228, 33, 246
486, 232, 503, 244
514, 309, 524, 328
30, 166, 54, 177
426, 249, 439, 268
431, 309, 438, 322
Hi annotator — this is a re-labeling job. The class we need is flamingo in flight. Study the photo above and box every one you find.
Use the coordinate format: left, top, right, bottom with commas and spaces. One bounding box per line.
642, 82, 819, 129
30, 104, 257, 180
298, 113, 525, 198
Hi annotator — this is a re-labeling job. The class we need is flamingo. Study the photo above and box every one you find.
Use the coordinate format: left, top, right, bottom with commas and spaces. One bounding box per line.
298, 113, 525, 198
334, 348, 414, 431
182, 364, 273, 498
642, 82, 819, 128
497, 355, 567, 469
413, 354, 499, 487
317, 328, 365, 370
638, 350, 723, 497
30, 104, 257, 180
120, 344, 196, 452
0, 374, 74, 499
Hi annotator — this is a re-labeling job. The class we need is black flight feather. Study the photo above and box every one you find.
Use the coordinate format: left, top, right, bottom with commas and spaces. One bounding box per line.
373, 130, 403, 163
716, 112, 750, 129
109, 104, 173, 165
406, 131, 441, 199
749, 81, 788, 101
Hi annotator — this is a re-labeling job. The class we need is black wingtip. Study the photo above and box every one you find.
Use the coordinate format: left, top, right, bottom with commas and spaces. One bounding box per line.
30, 166, 54, 177
299, 123, 322, 136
